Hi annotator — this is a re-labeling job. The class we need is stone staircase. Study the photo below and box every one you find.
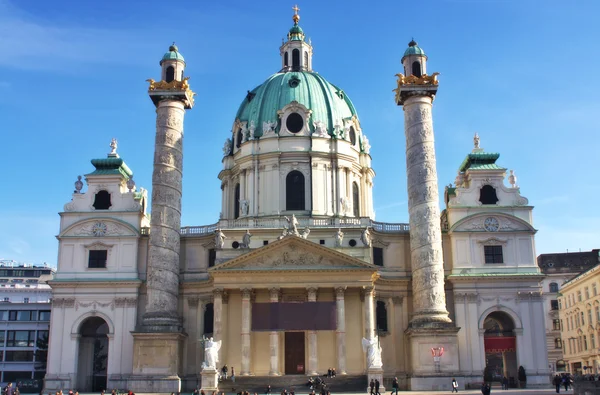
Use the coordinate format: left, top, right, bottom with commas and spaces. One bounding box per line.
220, 375, 368, 393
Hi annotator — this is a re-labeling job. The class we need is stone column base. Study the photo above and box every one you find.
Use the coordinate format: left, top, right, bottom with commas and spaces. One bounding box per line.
200, 368, 220, 392
405, 325, 460, 377
43, 374, 75, 393
130, 331, 187, 392
366, 368, 386, 393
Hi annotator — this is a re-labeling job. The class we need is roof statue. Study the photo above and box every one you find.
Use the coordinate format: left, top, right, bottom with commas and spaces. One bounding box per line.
473, 133, 480, 149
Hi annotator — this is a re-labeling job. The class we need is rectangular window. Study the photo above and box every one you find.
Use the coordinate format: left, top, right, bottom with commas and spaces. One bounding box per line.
7, 330, 36, 347
589, 310, 593, 325
208, 248, 216, 268
560, 319, 564, 332
0, 311, 7, 321
3, 372, 31, 382
3, 297, 9, 302
593, 334, 597, 349
553, 319, 561, 331
23, 298, 29, 304
578, 291, 582, 302
88, 250, 108, 269
9, 311, 33, 321
39, 311, 51, 321
551, 300, 559, 310
5, 351, 34, 362
559, 299, 563, 310
584, 335, 588, 350
586, 287, 590, 300
0, 331, 5, 347
484, 245, 503, 264
373, 247, 384, 267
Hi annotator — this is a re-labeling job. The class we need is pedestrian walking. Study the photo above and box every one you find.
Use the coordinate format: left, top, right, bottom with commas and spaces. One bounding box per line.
451, 378, 458, 393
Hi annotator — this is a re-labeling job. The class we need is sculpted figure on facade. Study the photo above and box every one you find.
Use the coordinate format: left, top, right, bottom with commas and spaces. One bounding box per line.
361, 227, 372, 247
313, 120, 328, 137
262, 120, 277, 136
333, 121, 343, 139
361, 135, 371, 154
361, 337, 383, 368
473, 132, 480, 149
248, 120, 256, 141
284, 214, 299, 236
215, 228, 226, 249
241, 230, 252, 248
222, 138, 232, 156
335, 228, 344, 247
109, 138, 118, 155
240, 199, 249, 216
300, 226, 310, 239
74, 175, 84, 194
340, 197, 350, 215
202, 337, 222, 370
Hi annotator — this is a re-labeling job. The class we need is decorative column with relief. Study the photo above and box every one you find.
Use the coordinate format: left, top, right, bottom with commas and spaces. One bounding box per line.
394, 39, 460, 389
130, 44, 195, 393
269, 288, 281, 376
335, 287, 347, 375
307, 287, 319, 376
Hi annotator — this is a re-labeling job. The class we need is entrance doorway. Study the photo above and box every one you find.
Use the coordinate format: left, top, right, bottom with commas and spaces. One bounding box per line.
483, 311, 517, 385
77, 317, 109, 391
284, 332, 305, 374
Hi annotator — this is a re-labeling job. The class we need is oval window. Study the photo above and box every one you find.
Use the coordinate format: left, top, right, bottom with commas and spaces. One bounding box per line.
286, 113, 304, 134
349, 126, 357, 145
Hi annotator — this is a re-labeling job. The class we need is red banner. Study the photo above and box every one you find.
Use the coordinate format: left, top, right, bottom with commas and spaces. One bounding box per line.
485, 336, 516, 353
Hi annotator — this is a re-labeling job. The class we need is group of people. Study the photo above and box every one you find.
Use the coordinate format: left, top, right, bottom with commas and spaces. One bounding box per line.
553, 374, 573, 393
219, 364, 235, 383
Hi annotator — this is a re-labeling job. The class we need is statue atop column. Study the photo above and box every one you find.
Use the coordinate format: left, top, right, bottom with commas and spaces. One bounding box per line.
362, 337, 383, 369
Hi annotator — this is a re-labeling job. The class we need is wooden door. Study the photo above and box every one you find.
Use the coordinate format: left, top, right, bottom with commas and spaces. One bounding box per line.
284, 332, 305, 374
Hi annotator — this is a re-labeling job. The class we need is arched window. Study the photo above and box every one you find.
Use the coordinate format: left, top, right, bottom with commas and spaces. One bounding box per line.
234, 183, 240, 219
304, 51, 308, 69
479, 185, 499, 205
349, 126, 357, 145
93, 190, 111, 210
284, 52, 289, 67
292, 49, 300, 71
166, 66, 175, 82
203, 303, 214, 335
286, 171, 305, 210
180, 70, 184, 80
236, 129, 243, 148
412, 61, 421, 77
550, 282, 559, 293
352, 182, 360, 217
555, 338, 562, 349
376, 301, 388, 332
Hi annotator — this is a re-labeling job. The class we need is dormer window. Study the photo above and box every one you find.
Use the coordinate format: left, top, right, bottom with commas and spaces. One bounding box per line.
166, 66, 175, 82
349, 126, 357, 145
236, 129, 243, 148
93, 190, 112, 210
479, 185, 499, 205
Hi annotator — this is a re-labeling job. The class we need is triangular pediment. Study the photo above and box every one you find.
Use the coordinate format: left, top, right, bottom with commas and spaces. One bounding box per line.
209, 235, 376, 272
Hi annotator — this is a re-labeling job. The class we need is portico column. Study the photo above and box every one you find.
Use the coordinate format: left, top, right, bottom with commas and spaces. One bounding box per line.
336, 286, 347, 375
307, 287, 319, 376
241, 288, 253, 375
269, 288, 281, 376
364, 286, 375, 339
213, 289, 224, 364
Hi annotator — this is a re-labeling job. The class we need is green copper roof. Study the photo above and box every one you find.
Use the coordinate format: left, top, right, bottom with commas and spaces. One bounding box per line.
235, 71, 358, 138
160, 44, 185, 65
402, 39, 426, 59
288, 23, 305, 41
458, 152, 502, 172
87, 157, 133, 179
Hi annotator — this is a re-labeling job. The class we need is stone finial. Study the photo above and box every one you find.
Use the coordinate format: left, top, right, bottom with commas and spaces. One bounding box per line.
74, 175, 83, 194
473, 133, 480, 149
508, 169, 518, 189
126, 176, 136, 192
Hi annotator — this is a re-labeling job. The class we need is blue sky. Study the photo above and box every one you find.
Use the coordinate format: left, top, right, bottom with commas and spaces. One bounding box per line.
0, 0, 598, 265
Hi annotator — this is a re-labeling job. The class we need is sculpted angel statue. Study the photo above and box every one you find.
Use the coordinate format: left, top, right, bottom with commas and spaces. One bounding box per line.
263, 120, 277, 136
284, 214, 299, 236
362, 337, 383, 369
335, 228, 344, 247
222, 138, 232, 156
215, 229, 226, 249
203, 337, 222, 370
361, 227, 372, 247
242, 230, 252, 248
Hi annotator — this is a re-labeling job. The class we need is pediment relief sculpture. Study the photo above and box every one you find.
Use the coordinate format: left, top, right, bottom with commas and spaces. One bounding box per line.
62, 219, 138, 237
452, 214, 534, 233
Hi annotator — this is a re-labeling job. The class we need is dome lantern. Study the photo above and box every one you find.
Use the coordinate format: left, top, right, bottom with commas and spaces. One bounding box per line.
401, 39, 428, 78
280, 5, 313, 72
160, 42, 186, 83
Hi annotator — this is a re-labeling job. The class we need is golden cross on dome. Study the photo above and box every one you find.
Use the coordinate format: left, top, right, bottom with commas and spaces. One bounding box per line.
292, 4, 300, 24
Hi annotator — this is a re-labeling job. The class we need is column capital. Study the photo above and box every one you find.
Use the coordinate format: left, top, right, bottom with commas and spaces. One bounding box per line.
213, 288, 224, 298
269, 287, 281, 302
241, 288, 254, 300
392, 296, 403, 305
335, 286, 347, 298
307, 287, 318, 301
187, 297, 200, 308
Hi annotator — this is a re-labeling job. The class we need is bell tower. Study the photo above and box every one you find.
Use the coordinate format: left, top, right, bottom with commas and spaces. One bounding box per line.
280, 5, 313, 72
130, 44, 195, 393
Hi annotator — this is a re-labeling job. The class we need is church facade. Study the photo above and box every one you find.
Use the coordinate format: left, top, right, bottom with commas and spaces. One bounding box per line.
44, 9, 549, 393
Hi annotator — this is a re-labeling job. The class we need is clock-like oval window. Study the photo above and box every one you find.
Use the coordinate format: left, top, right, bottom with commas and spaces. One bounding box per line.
286, 113, 304, 134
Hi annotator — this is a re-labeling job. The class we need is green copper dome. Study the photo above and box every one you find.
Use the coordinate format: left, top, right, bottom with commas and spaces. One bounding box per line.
160, 44, 185, 65
288, 24, 304, 41
402, 39, 426, 59
235, 71, 358, 138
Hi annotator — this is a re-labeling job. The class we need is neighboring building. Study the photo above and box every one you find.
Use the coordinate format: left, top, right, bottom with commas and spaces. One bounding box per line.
558, 259, 600, 374
0, 260, 54, 389
538, 250, 600, 374
45, 8, 549, 393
